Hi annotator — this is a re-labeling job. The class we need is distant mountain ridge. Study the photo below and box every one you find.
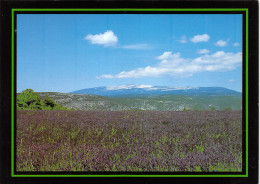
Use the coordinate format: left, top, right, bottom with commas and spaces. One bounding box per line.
27, 85, 242, 111
71, 85, 242, 97
36, 92, 242, 111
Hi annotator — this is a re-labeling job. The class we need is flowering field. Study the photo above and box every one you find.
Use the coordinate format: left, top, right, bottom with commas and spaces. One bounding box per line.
17, 110, 242, 172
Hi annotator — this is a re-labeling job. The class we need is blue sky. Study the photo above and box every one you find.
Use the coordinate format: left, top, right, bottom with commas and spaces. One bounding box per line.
17, 14, 242, 93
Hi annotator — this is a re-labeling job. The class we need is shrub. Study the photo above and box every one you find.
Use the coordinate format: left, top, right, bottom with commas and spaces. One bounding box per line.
224, 107, 232, 111
211, 106, 216, 111
43, 95, 56, 108
17, 89, 42, 110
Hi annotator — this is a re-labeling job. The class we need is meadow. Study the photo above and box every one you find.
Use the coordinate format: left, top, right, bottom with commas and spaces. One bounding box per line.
17, 110, 242, 172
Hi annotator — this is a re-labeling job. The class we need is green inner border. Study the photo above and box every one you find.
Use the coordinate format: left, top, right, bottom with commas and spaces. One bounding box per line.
11, 8, 249, 177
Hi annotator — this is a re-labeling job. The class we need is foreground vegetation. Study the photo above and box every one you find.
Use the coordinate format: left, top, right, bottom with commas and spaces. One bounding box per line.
17, 110, 242, 172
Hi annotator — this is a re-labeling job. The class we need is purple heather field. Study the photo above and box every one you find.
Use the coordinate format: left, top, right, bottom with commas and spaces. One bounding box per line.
17, 110, 242, 172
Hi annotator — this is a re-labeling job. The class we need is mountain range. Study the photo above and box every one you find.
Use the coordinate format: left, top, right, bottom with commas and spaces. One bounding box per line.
71, 85, 242, 97
35, 85, 242, 111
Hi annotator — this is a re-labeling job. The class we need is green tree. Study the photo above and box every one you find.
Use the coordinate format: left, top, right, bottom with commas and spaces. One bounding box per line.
224, 107, 232, 111
42, 94, 68, 110
17, 89, 42, 110
211, 106, 216, 111
193, 107, 199, 111
43, 95, 56, 108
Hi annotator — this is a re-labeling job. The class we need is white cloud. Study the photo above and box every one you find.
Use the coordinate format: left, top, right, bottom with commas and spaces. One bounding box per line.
97, 51, 242, 79
179, 36, 187, 43
191, 34, 210, 43
215, 40, 228, 47
120, 44, 151, 50
96, 74, 114, 79
84, 30, 118, 47
229, 79, 235, 82
157, 51, 180, 60
198, 49, 210, 54
233, 42, 240, 47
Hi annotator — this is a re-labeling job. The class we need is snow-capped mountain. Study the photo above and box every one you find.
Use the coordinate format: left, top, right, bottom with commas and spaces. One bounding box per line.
71, 85, 242, 97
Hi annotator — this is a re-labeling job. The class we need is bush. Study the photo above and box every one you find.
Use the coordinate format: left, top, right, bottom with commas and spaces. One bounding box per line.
224, 107, 232, 111
43, 95, 56, 108
17, 89, 42, 110
211, 106, 216, 111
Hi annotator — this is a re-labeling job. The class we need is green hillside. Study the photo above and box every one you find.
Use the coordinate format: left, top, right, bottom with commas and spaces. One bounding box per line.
35, 92, 242, 111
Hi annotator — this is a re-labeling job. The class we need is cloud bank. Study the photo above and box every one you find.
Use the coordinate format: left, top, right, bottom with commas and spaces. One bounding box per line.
84, 30, 118, 47
98, 51, 242, 79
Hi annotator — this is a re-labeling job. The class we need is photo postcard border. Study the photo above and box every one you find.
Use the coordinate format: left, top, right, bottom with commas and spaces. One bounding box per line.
11, 8, 248, 178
